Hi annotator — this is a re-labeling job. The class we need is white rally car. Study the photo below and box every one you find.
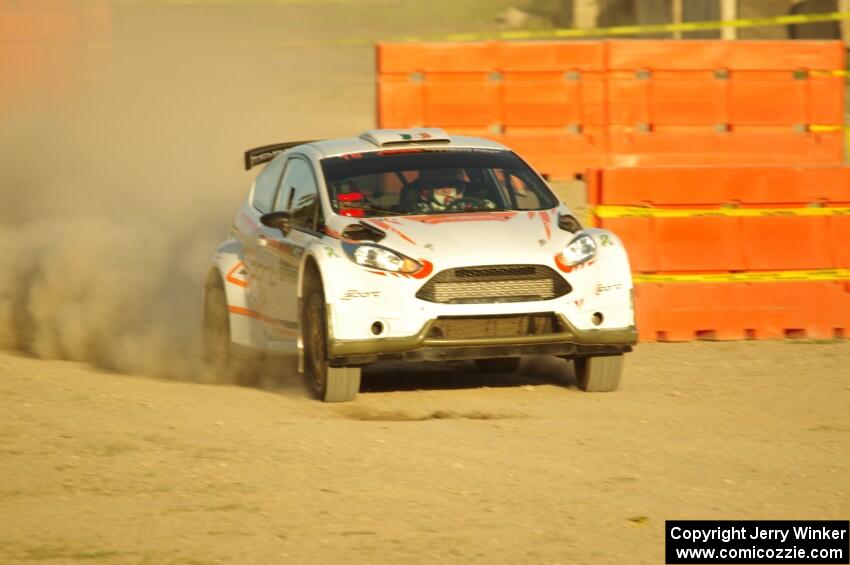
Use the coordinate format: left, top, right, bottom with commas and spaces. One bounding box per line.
203, 128, 636, 401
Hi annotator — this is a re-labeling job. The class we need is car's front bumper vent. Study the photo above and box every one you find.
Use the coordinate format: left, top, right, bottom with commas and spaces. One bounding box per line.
426, 313, 562, 340
416, 264, 571, 304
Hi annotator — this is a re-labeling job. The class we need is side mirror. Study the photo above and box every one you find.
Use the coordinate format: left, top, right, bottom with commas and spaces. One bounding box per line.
260, 211, 291, 235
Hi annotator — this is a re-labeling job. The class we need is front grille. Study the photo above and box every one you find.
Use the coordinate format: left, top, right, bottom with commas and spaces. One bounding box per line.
416, 264, 571, 304
427, 313, 562, 340
455, 266, 537, 278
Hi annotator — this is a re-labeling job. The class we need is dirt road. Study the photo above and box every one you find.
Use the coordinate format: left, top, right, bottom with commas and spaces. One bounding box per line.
2, 341, 848, 563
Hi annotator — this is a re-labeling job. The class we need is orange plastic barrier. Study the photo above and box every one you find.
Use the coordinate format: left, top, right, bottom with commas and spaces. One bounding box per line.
588, 165, 850, 273
606, 40, 844, 126
835, 216, 850, 269
377, 40, 846, 178
587, 164, 850, 341
606, 40, 845, 166
635, 282, 850, 341
377, 41, 610, 178
607, 127, 844, 168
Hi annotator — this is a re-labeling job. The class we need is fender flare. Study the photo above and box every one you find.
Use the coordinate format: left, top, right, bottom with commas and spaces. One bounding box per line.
205, 239, 264, 350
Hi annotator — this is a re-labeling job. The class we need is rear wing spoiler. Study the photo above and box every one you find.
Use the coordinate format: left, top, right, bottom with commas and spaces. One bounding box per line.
244, 140, 319, 170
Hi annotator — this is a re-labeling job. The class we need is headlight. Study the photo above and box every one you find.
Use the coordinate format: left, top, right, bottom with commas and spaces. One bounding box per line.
562, 234, 597, 266
346, 244, 421, 273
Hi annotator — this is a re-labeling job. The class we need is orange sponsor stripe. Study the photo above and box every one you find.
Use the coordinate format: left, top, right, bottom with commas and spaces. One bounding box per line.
227, 305, 298, 336
226, 261, 248, 288
228, 305, 259, 319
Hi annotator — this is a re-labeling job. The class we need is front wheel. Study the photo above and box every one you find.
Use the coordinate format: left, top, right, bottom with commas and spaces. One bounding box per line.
304, 288, 360, 402
574, 355, 623, 392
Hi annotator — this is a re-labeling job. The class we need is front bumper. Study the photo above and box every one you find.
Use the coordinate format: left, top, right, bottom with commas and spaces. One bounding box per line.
328, 314, 637, 366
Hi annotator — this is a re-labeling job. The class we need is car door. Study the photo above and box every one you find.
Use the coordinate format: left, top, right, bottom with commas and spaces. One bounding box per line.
242, 155, 287, 319
257, 155, 322, 340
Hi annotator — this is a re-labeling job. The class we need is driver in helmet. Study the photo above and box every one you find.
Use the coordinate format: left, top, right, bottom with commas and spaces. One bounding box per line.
415, 169, 495, 213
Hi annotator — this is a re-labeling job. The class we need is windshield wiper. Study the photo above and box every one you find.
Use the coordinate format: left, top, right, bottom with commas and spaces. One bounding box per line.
338, 202, 408, 216
442, 206, 515, 213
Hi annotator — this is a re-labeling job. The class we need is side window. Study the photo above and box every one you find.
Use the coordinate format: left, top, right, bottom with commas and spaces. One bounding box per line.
252, 156, 286, 213
272, 176, 291, 212
276, 158, 320, 231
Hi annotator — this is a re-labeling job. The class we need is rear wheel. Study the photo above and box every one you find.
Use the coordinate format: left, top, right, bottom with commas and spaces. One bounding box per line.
202, 277, 261, 386
574, 355, 623, 392
304, 287, 360, 402
474, 357, 521, 374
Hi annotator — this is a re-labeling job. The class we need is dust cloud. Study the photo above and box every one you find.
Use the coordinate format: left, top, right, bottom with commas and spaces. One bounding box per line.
0, 106, 230, 379
0, 5, 373, 379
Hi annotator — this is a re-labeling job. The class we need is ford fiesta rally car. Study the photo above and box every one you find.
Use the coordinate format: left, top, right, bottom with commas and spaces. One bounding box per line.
203, 128, 637, 401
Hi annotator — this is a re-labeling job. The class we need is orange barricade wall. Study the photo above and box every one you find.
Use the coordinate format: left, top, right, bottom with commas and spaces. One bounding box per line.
377, 41, 609, 178
590, 164, 850, 341
606, 41, 845, 167
377, 40, 845, 178
635, 282, 850, 341
591, 165, 850, 272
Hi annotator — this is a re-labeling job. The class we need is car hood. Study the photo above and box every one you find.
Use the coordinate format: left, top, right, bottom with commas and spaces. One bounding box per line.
328, 208, 574, 267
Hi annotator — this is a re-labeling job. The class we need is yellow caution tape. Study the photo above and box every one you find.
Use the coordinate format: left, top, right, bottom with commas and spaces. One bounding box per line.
809, 124, 846, 132
113, 7, 850, 45
809, 70, 850, 78
807, 124, 850, 150
634, 269, 850, 284
487, 11, 850, 40
594, 205, 850, 218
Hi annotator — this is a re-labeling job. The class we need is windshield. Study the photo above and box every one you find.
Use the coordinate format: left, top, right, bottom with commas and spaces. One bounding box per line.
321, 149, 557, 218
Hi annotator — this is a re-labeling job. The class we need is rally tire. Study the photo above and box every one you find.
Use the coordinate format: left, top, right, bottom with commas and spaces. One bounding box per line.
474, 357, 521, 374
202, 276, 261, 386
574, 355, 623, 392
304, 288, 360, 402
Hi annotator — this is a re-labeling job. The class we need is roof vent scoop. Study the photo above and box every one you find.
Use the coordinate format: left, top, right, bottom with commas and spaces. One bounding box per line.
359, 128, 451, 148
